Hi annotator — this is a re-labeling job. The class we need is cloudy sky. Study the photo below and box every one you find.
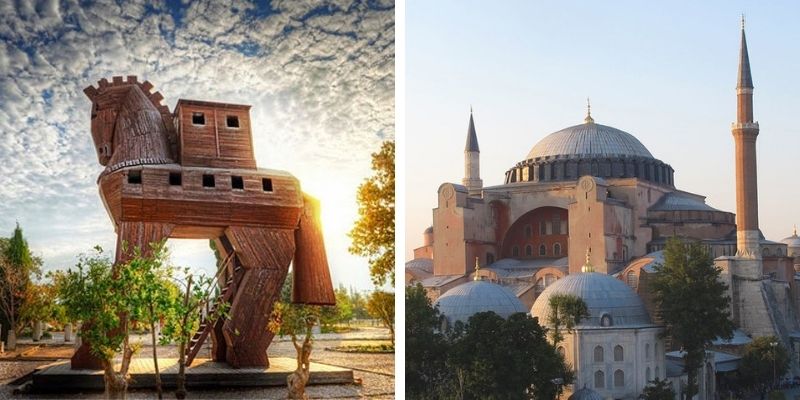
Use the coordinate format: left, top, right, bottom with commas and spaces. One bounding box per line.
0, 0, 394, 292
406, 1, 800, 259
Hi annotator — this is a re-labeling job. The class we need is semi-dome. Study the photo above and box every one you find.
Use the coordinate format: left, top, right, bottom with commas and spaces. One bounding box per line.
435, 279, 528, 324
527, 122, 654, 160
531, 272, 651, 327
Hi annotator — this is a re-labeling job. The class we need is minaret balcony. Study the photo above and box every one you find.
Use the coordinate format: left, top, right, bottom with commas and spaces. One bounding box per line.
731, 122, 759, 130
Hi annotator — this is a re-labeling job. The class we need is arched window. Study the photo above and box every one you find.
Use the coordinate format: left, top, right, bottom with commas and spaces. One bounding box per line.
614, 369, 624, 387
594, 370, 605, 388
614, 345, 624, 361
645, 343, 651, 360
655, 367, 660, 379
646, 367, 651, 382
626, 271, 638, 289
553, 243, 562, 256
486, 253, 495, 265
557, 346, 565, 357
539, 221, 547, 235
655, 342, 659, 358
593, 346, 604, 363
763, 247, 771, 256
622, 245, 629, 261
525, 225, 532, 238
539, 244, 547, 256
525, 245, 532, 256
512, 246, 519, 257
777, 248, 783, 256
600, 314, 613, 327
553, 214, 561, 234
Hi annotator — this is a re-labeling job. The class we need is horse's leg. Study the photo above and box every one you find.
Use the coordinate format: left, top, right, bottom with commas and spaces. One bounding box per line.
210, 236, 235, 362
70, 221, 174, 370
222, 227, 294, 368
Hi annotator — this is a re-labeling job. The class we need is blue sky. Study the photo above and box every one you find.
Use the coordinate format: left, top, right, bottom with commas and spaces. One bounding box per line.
406, 1, 800, 259
0, 0, 394, 292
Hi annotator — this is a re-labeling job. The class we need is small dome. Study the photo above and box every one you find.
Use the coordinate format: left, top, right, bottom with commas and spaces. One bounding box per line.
527, 122, 653, 160
435, 280, 527, 324
780, 231, 800, 249
424, 226, 433, 234
531, 272, 651, 327
568, 386, 605, 400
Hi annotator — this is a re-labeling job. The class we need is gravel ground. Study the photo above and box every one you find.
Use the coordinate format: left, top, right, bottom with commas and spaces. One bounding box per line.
0, 328, 395, 399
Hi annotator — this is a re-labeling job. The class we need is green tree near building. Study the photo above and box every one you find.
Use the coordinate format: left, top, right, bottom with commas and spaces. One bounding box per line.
547, 293, 589, 346
405, 283, 450, 399
349, 141, 395, 286
651, 237, 735, 400
737, 336, 789, 399
367, 290, 395, 345
640, 378, 676, 400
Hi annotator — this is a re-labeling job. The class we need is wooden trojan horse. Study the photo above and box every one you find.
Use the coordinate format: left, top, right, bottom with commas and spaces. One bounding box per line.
72, 75, 335, 369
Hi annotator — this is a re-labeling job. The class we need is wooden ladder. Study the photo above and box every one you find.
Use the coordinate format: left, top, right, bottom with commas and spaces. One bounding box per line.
185, 251, 241, 366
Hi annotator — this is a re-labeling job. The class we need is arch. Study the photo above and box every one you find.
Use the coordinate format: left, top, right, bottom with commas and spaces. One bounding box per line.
763, 247, 771, 257
594, 370, 605, 388
553, 243, 562, 256
557, 346, 565, 357
525, 245, 532, 256
614, 369, 624, 387
645, 343, 651, 360
512, 246, 519, 257
486, 252, 495, 265
594, 345, 604, 362
499, 206, 569, 259
600, 313, 613, 327
655, 366, 660, 379
539, 244, 546, 256
646, 367, 651, 382
533, 267, 566, 288
614, 345, 623, 361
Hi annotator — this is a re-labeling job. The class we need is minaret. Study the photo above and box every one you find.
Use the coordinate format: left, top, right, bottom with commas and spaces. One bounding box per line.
732, 17, 761, 258
463, 108, 483, 194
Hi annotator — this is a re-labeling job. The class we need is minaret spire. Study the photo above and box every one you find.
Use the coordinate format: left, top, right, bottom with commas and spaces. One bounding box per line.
463, 108, 483, 195
732, 18, 761, 259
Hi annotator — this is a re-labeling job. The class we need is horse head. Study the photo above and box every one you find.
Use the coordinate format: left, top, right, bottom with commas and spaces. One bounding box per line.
83, 76, 177, 171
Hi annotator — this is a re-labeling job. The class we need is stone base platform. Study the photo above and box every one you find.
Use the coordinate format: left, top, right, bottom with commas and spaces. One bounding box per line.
30, 357, 354, 392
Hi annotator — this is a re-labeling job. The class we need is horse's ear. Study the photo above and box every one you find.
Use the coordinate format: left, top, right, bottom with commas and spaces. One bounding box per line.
83, 85, 97, 101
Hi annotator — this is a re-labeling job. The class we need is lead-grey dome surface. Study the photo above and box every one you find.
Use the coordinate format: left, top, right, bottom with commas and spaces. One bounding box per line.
531, 272, 651, 327
568, 387, 605, 400
527, 122, 654, 160
435, 280, 528, 324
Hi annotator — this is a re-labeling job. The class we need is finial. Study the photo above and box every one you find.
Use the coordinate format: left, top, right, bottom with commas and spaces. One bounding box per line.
741, 13, 745, 30
584, 97, 594, 124
470, 104, 473, 114
581, 247, 595, 273
474, 257, 481, 281
794, 224, 797, 237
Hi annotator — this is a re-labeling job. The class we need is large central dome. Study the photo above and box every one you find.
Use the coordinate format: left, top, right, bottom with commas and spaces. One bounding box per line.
527, 122, 654, 160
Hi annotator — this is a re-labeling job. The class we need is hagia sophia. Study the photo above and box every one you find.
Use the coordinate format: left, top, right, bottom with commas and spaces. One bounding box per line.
406, 23, 800, 399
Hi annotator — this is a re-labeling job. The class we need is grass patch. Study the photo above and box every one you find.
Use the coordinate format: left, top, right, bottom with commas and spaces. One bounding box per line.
325, 344, 394, 353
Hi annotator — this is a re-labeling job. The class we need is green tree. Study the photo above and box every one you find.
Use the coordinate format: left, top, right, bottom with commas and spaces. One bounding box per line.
123, 245, 181, 400
405, 284, 449, 399
349, 289, 369, 320
0, 223, 41, 349
651, 237, 735, 400
320, 285, 354, 330
57, 244, 182, 399
738, 336, 790, 399
640, 378, 676, 400
366, 290, 395, 345
269, 272, 321, 399
547, 293, 589, 346
449, 311, 572, 400
349, 141, 395, 286
160, 270, 224, 400
19, 281, 58, 338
